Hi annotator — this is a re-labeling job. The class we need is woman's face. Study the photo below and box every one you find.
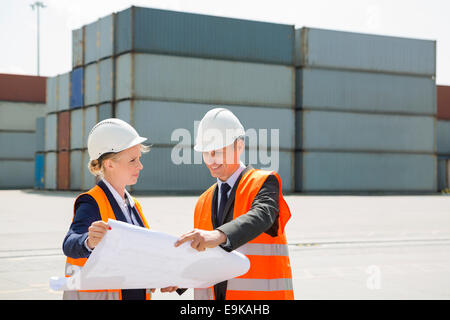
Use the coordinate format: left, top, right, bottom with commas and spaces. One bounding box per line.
104, 144, 143, 186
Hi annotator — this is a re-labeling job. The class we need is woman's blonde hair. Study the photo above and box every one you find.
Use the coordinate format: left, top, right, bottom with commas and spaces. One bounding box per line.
88, 144, 151, 177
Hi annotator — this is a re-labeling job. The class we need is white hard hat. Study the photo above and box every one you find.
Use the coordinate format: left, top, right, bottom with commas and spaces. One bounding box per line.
194, 108, 245, 152
87, 118, 147, 161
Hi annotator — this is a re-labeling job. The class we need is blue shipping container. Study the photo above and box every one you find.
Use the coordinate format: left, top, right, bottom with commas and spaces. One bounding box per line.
70, 67, 84, 108
35, 153, 45, 189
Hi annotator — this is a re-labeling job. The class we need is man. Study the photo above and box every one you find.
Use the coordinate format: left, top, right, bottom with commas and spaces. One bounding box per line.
175, 108, 294, 300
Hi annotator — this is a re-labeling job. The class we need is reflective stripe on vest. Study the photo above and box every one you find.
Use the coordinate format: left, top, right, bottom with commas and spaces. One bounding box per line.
194, 288, 214, 300
194, 169, 294, 300
64, 185, 151, 300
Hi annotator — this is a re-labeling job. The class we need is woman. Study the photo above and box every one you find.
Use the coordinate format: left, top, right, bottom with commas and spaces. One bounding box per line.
62, 118, 177, 300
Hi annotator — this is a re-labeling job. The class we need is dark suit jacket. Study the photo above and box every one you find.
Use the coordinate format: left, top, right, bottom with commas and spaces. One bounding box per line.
62, 180, 147, 300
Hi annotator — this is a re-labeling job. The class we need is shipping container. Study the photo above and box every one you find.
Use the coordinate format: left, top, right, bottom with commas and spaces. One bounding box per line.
437, 85, 450, 120
34, 152, 45, 189
45, 113, 57, 151
57, 72, 70, 111
98, 58, 114, 103
83, 106, 98, 148
44, 152, 57, 190
84, 63, 98, 106
82, 149, 96, 190
119, 100, 296, 150
294, 27, 436, 76
36, 117, 45, 152
437, 120, 450, 155
57, 150, 70, 190
116, 53, 294, 108
0, 131, 35, 159
437, 157, 450, 191
84, 20, 98, 65
70, 150, 82, 190
115, 6, 294, 65
296, 68, 436, 115
295, 151, 437, 192
297, 110, 436, 153
0, 159, 34, 188
0, 101, 46, 131
133, 146, 294, 192
72, 27, 84, 68
98, 103, 113, 121
70, 108, 83, 149
46, 76, 58, 113
99, 14, 115, 60
70, 68, 84, 108
57, 111, 71, 151
0, 73, 46, 103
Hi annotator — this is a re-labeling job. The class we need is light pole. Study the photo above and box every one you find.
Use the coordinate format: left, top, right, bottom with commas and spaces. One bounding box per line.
30, 1, 46, 76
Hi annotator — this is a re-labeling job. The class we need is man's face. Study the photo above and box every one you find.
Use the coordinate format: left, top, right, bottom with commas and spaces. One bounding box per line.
202, 139, 244, 181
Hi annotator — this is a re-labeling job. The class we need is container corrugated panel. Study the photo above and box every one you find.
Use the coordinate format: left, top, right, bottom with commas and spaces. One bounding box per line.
0, 160, 34, 188
84, 20, 98, 65
131, 100, 295, 150
83, 106, 98, 148
99, 14, 114, 60
115, 100, 132, 123
84, 63, 98, 106
46, 76, 58, 113
36, 117, 45, 152
437, 85, 450, 120
116, 53, 294, 108
70, 68, 84, 108
35, 152, 45, 189
72, 28, 84, 68
70, 150, 82, 190
98, 103, 113, 121
45, 152, 57, 189
82, 150, 96, 190
70, 108, 83, 149
115, 6, 294, 65
58, 72, 70, 111
297, 68, 436, 115
57, 150, 70, 190
134, 146, 294, 192
298, 110, 435, 153
437, 120, 450, 155
0, 132, 35, 159
296, 151, 437, 192
0, 73, 46, 103
45, 113, 57, 151
0, 101, 46, 131
98, 58, 113, 103
57, 111, 70, 151
437, 157, 448, 191
295, 27, 436, 76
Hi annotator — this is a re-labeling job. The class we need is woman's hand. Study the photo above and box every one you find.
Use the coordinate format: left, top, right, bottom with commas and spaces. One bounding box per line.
86, 220, 110, 249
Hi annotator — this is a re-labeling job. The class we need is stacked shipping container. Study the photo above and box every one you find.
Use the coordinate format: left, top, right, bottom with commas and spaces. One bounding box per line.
437, 85, 450, 190
294, 28, 437, 192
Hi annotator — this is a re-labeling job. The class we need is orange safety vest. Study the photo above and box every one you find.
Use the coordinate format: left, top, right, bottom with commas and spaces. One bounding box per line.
194, 168, 294, 300
64, 184, 152, 300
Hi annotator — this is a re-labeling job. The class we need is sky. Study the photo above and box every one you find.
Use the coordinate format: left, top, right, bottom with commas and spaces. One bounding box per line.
1, 0, 449, 84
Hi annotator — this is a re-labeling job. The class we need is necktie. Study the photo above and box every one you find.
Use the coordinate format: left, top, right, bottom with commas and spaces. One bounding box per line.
217, 183, 231, 225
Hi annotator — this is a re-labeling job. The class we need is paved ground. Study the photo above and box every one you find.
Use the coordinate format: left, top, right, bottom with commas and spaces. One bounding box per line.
1, 189, 449, 299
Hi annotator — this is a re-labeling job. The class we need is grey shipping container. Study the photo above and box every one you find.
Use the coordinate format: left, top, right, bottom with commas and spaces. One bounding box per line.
0, 131, 36, 159
437, 157, 449, 191
70, 150, 83, 190
84, 62, 98, 106
295, 27, 436, 76
70, 108, 83, 149
36, 116, 45, 152
296, 68, 436, 115
98, 103, 113, 121
46, 76, 58, 113
82, 149, 96, 190
98, 58, 114, 103
115, 6, 294, 65
57, 72, 70, 111
83, 106, 98, 148
45, 113, 57, 151
0, 159, 34, 188
133, 146, 294, 192
295, 151, 437, 192
72, 27, 84, 68
297, 110, 436, 153
0, 101, 46, 131
121, 100, 295, 150
84, 20, 98, 65
116, 53, 294, 108
98, 14, 115, 60
437, 120, 450, 155
44, 152, 57, 190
